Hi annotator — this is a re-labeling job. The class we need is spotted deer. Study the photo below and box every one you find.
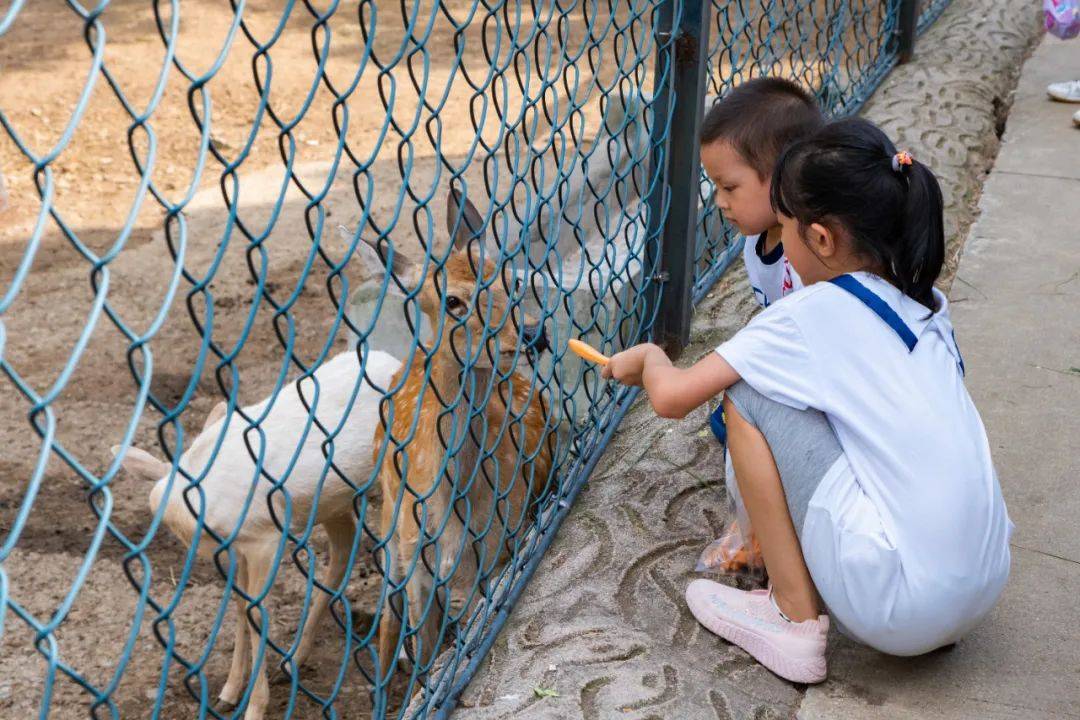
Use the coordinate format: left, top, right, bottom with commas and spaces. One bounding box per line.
371, 189, 555, 677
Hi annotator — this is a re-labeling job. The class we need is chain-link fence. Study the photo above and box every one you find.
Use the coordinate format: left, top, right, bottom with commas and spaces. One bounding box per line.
692, 0, 903, 301
0, 0, 950, 717
917, 0, 954, 34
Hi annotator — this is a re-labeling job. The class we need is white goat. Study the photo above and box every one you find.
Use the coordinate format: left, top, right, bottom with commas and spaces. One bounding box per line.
114, 348, 401, 720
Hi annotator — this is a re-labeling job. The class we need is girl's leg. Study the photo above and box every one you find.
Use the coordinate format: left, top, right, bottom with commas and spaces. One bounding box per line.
687, 382, 842, 683
723, 392, 819, 622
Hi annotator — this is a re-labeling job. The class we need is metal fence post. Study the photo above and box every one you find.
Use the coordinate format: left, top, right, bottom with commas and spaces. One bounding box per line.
648, 0, 711, 359
897, 0, 919, 63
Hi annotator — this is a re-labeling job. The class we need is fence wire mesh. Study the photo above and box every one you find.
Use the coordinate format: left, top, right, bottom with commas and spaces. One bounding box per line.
692, 0, 903, 300
0, 0, 947, 717
917, 0, 953, 34
0, 1, 667, 717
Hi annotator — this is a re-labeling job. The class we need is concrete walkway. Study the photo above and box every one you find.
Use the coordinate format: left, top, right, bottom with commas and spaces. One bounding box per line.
452, 3, 1064, 719
799, 33, 1080, 720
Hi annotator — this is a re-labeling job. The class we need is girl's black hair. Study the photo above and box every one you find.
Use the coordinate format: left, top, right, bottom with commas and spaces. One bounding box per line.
770, 117, 945, 310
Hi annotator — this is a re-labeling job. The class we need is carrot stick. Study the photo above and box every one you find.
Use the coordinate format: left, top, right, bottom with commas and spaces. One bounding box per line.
568, 339, 610, 366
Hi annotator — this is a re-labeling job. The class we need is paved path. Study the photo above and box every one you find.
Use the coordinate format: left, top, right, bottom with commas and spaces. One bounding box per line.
453, 2, 1052, 718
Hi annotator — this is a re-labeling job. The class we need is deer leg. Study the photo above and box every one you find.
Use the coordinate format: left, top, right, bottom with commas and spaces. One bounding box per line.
240, 548, 274, 720
292, 515, 356, 670
407, 539, 441, 675
377, 529, 403, 679
217, 555, 250, 711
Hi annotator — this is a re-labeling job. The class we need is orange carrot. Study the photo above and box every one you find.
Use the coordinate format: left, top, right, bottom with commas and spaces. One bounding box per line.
568, 338, 609, 366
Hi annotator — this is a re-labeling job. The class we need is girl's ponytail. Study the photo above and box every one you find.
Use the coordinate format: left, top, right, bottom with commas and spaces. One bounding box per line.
772, 117, 947, 311
893, 158, 945, 310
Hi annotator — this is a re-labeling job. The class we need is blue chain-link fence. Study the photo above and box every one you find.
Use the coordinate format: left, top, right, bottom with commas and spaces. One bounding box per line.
692, 0, 906, 301
0, 0, 949, 718
917, 0, 953, 34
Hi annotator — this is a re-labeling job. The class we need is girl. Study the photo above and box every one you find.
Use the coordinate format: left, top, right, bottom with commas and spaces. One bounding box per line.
602, 117, 1012, 683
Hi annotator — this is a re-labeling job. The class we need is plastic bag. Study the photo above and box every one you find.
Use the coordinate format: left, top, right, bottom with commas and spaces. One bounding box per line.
1045, 0, 1080, 40
696, 521, 766, 580
695, 404, 767, 584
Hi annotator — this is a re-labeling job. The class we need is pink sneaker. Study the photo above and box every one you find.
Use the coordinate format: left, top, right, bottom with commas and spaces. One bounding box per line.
685, 578, 828, 684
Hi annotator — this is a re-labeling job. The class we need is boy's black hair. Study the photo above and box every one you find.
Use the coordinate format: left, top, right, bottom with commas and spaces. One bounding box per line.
771, 117, 945, 311
700, 77, 825, 179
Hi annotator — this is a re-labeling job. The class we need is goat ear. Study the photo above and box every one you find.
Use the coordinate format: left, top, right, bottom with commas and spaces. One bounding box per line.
447, 188, 487, 255
203, 401, 227, 431
113, 446, 169, 480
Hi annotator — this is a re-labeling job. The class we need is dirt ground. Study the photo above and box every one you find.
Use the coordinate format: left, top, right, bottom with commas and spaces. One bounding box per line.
0, 1, 658, 718
0, 0, 887, 718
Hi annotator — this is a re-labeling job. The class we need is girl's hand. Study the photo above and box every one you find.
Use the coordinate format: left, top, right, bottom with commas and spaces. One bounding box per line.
602, 343, 663, 386
605, 344, 741, 420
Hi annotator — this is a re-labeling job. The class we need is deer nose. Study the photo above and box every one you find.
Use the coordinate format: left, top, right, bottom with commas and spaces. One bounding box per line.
523, 322, 550, 355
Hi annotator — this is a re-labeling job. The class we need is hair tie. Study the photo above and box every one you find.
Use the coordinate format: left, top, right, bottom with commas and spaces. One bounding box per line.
891, 150, 913, 173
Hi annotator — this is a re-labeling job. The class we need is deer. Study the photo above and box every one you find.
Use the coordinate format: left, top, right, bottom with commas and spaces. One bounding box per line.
113, 347, 401, 720
370, 188, 556, 679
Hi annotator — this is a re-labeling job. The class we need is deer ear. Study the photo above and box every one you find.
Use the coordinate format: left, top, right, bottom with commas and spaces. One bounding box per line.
113, 446, 170, 480
203, 401, 227, 431
345, 226, 416, 283
447, 188, 487, 255
340, 224, 389, 284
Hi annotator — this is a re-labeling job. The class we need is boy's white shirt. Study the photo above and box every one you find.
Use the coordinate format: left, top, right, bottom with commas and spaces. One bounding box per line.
716, 272, 1012, 653
743, 231, 803, 308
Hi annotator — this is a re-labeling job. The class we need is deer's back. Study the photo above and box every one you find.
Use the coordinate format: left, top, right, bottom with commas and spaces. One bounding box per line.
155, 350, 399, 552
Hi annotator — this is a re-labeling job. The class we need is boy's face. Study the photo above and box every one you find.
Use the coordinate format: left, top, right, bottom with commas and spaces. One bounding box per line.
700, 140, 776, 236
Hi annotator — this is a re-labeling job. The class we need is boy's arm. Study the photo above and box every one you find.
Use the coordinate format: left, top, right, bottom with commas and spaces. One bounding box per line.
604, 344, 740, 419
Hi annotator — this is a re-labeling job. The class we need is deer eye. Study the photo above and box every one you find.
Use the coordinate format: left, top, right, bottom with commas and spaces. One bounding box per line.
446, 295, 465, 314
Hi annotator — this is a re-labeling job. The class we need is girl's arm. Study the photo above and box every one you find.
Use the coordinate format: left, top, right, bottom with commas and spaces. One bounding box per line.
602, 343, 740, 419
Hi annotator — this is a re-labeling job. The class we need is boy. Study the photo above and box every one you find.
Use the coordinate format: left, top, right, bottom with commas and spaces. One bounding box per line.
695, 78, 825, 577
700, 77, 824, 307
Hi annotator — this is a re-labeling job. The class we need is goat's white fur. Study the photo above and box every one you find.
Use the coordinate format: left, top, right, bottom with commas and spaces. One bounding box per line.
113, 349, 400, 720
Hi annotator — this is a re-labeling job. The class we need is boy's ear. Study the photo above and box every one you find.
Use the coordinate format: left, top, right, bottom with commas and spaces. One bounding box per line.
807, 222, 838, 259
